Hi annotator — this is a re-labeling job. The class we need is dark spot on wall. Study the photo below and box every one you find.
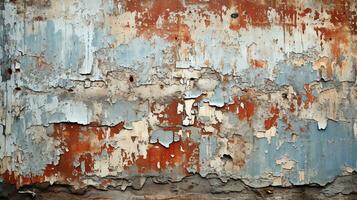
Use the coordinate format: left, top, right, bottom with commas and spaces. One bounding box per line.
282, 93, 288, 99
129, 75, 134, 83
6, 68, 12, 75
221, 154, 233, 162
231, 13, 239, 19
34, 16, 45, 21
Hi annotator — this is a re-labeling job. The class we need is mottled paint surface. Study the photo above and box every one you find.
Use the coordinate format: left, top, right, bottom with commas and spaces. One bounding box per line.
0, 0, 357, 190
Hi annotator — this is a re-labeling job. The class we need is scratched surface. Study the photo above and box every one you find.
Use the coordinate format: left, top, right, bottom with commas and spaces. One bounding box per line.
0, 0, 357, 191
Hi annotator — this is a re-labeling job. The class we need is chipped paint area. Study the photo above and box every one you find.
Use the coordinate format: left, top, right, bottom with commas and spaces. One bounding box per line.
0, 0, 357, 192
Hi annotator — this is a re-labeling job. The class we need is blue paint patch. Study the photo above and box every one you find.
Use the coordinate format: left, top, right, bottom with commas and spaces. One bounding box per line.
184, 88, 202, 99
114, 37, 171, 84
275, 62, 319, 92
199, 135, 218, 162
102, 100, 149, 128
150, 129, 175, 148
245, 119, 357, 185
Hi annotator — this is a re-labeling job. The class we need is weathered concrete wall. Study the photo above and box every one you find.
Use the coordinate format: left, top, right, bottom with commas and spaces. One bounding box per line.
0, 0, 357, 197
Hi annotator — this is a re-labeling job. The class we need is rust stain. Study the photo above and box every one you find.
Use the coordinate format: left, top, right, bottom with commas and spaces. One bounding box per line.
123, 0, 192, 43
135, 139, 199, 174
264, 105, 280, 130
224, 96, 256, 124
304, 84, 315, 109
154, 100, 184, 126
2, 123, 125, 187
314, 27, 350, 73
249, 59, 267, 68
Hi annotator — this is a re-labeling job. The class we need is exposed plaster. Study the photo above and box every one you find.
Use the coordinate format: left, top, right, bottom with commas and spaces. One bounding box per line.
0, 0, 356, 196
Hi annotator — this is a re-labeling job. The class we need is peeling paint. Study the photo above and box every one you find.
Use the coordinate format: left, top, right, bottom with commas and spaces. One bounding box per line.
0, 0, 357, 194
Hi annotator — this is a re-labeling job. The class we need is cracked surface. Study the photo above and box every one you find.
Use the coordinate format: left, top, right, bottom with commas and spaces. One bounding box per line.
0, 0, 357, 198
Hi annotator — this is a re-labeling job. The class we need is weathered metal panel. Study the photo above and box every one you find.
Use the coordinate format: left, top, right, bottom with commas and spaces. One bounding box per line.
0, 0, 356, 193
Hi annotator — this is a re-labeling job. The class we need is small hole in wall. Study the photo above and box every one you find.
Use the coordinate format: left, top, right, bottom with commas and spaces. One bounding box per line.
129, 75, 134, 83
221, 154, 233, 162
7, 68, 12, 75
160, 84, 164, 89
231, 13, 239, 19
15, 87, 21, 91
282, 93, 288, 99
68, 88, 73, 92
15, 68, 20, 72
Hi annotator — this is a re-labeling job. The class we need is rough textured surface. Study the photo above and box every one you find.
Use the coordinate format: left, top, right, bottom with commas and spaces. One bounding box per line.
0, 0, 357, 198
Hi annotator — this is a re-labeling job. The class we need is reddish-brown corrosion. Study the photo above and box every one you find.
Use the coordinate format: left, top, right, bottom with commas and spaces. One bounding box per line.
2, 122, 125, 187
153, 100, 184, 126
264, 105, 280, 130
282, 115, 293, 131
289, 102, 296, 113
249, 59, 267, 68
207, 0, 300, 31
303, 84, 315, 109
229, 11, 248, 31
135, 138, 199, 174
326, 0, 356, 34
350, 10, 357, 35
43, 124, 104, 182
224, 96, 256, 124
2, 171, 46, 187
120, 0, 338, 40
123, 0, 192, 43
314, 27, 350, 65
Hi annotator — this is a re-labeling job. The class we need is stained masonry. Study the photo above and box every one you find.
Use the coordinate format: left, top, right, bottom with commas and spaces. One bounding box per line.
0, 0, 357, 198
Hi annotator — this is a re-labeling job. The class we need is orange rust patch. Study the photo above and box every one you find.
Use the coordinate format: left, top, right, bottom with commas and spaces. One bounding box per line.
123, 0, 192, 43
121, 0, 325, 40
2, 122, 125, 187
43, 124, 103, 182
250, 59, 267, 68
314, 27, 349, 65
282, 115, 293, 131
153, 100, 184, 126
229, 15, 248, 31
135, 139, 199, 174
325, 0, 355, 34
224, 96, 256, 124
289, 102, 296, 113
303, 84, 315, 109
2, 170, 46, 187
264, 105, 280, 130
